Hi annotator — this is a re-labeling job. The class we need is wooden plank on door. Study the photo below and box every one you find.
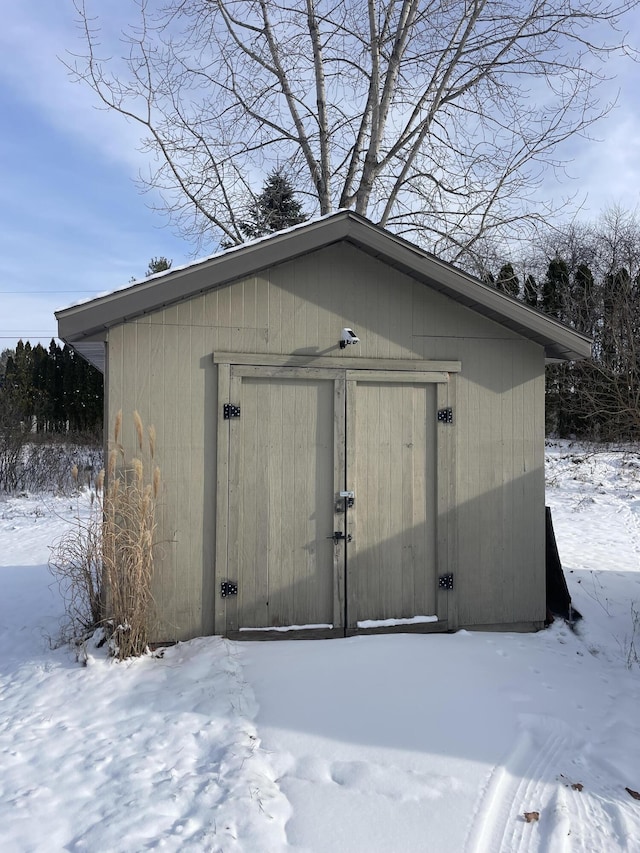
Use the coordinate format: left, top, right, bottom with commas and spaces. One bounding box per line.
436, 380, 454, 625
401, 384, 417, 617
345, 378, 358, 631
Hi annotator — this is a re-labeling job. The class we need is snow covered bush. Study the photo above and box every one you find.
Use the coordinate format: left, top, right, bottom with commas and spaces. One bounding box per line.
22, 441, 103, 494
0, 423, 102, 496
48, 471, 104, 643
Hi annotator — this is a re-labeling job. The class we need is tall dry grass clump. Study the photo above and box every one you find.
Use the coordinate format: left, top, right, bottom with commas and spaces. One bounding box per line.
49, 410, 161, 660
102, 410, 161, 659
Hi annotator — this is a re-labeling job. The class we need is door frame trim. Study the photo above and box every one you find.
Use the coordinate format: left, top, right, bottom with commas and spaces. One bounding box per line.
214, 360, 457, 636
213, 351, 461, 373
214, 361, 231, 635
345, 372, 454, 632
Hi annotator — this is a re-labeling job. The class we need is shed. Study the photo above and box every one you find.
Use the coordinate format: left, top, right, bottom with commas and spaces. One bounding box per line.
57, 211, 591, 641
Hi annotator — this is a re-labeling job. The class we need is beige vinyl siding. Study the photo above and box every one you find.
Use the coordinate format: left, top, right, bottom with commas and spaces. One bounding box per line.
445, 338, 545, 628
107, 242, 546, 641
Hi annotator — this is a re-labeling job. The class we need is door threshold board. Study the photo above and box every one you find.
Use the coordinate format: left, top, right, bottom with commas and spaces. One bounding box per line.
228, 622, 451, 640
346, 621, 449, 636
228, 627, 345, 641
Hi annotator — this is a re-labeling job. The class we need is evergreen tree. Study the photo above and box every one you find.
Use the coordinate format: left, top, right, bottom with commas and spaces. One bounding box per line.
0, 349, 11, 377
571, 264, 596, 334
31, 343, 49, 432
540, 258, 571, 435
4, 355, 15, 383
523, 274, 538, 308
146, 256, 173, 276
542, 257, 569, 319
241, 170, 307, 239
495, 263, 520, 297
47, 340, 64, 431
9, 341, 34, 424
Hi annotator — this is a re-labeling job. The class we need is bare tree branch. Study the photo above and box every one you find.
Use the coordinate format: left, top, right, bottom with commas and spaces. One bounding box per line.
68, 0, 640, 258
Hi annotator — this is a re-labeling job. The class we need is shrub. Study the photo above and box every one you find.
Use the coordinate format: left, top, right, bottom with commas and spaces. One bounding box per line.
22, 440, 103, 494
0, 416, 102, 496
48, 473, 105, 644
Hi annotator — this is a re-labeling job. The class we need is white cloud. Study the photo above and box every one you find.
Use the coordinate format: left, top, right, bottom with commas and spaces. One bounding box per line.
545, 105, 640, 220
0, 3, 193, 351
0, 2, 148, 172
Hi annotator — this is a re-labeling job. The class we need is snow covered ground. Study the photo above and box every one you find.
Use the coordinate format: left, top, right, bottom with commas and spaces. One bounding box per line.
1, 441, 640, 852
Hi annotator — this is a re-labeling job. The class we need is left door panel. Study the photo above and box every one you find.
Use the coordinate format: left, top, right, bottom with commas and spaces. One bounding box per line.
225, 368, 341, 636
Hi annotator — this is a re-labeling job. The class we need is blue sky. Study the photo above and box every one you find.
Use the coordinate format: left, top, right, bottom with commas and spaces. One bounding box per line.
1, 2, 639, 353
0, 85, 189, 346
0, 2, 193, 352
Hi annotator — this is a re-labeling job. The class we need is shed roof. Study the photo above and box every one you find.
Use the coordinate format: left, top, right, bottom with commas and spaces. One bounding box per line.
57, 210, 591, 371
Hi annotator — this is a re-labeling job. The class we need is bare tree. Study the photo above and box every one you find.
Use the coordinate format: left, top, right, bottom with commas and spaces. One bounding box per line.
68, 0, 638, 262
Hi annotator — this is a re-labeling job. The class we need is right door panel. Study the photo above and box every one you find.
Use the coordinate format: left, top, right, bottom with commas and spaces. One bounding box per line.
346, 376, 441, 631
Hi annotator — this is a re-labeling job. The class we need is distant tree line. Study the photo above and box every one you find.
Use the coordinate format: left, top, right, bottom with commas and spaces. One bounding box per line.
0, 340, 103, 436
482, 208, 640, 441
0, 256, 178, 443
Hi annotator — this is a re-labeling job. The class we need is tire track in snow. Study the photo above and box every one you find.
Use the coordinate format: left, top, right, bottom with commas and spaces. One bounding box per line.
466, 716, 573, 853
465, 715, 636, 853
561, 746, 640, 853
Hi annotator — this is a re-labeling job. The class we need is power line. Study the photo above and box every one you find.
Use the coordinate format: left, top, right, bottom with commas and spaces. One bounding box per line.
0, 335, 60, 340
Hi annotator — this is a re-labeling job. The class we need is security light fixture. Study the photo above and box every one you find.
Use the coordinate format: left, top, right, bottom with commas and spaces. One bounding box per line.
340, 328, 360, 348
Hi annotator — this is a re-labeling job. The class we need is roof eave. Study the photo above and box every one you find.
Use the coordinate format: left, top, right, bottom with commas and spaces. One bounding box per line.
341, 218, 592, 361
56, 214, 352, 342
57, 210, 592, 363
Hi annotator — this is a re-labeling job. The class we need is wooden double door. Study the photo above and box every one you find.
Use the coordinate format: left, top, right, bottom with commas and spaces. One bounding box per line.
218, 364, 452, 638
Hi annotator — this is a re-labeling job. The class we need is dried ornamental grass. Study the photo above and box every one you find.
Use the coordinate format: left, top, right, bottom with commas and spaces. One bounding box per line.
49, 410, 162, 659
102, 410, 161, 659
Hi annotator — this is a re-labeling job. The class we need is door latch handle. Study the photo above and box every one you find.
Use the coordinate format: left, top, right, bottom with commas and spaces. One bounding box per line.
339, 490, 355, 508
327, 531, 352, 543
